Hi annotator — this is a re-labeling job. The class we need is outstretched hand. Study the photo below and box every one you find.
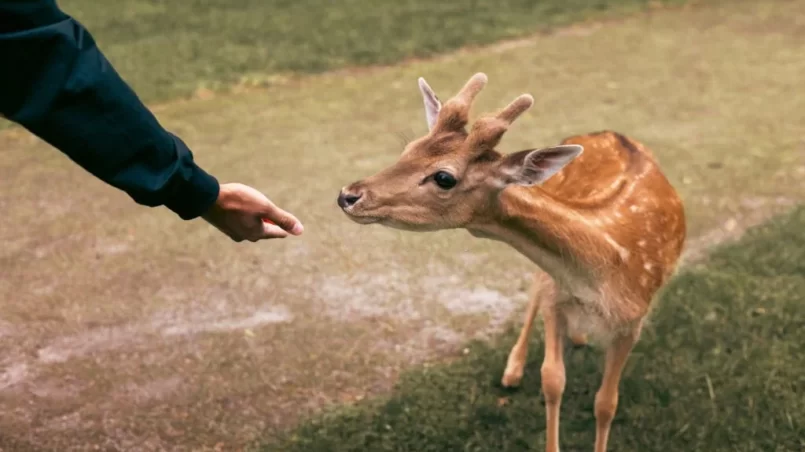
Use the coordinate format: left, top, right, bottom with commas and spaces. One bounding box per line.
202, 183, 304, 242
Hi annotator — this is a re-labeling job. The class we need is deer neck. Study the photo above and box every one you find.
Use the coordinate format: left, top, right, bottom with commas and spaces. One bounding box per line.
468, 186, 604, 290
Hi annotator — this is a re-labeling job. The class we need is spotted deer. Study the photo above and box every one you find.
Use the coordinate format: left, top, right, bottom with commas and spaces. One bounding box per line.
337, 73, 686, 452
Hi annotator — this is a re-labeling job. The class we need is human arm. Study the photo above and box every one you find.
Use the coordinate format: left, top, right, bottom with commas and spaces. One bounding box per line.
0, 0, 302, 239
0, 0, 218, 219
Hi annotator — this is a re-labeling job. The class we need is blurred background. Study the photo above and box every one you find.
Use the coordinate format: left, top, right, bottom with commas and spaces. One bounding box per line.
1, 0, 803, 450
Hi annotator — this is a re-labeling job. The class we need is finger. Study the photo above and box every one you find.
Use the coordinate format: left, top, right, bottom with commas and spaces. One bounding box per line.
260, 204, 304, 236
257, 222, 290, 240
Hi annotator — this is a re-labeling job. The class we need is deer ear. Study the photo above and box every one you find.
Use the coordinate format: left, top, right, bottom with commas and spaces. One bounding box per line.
418, 77, 441, 131
499, 144, 584, 186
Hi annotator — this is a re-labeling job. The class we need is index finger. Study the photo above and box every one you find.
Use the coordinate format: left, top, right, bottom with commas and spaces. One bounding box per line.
260, 206, 304, 236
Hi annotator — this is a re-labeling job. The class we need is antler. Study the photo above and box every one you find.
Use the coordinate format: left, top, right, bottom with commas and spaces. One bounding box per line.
417, 73, 534, 152
467, 93, 535, 151
451, 72, 488, 108
419, 72, 488, 134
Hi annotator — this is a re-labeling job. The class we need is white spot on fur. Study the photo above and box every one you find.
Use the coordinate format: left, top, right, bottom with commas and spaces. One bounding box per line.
604, 233, 630, 261
491, 177, 510, 190
637, 240, 647, 247
644, 262, 654, 272
629, 205, 639, 213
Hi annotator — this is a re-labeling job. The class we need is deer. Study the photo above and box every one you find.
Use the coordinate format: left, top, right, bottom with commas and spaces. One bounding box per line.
336, 72, 686, 452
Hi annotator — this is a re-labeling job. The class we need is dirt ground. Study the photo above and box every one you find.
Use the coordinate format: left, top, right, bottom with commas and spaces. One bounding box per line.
1, 1, 804, 450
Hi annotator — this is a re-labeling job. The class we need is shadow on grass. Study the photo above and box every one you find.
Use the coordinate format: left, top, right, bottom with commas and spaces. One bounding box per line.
262, 206, 805, 452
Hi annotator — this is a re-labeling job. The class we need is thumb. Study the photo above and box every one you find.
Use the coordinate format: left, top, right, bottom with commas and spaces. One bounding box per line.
260, 202, 304, 236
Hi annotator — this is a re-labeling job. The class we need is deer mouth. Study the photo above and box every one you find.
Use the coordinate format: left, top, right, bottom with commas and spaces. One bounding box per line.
345, 213, 381, 225
339, 206, 382, 225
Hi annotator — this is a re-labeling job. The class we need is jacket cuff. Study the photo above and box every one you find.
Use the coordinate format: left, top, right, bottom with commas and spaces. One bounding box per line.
162, 133, 220, 220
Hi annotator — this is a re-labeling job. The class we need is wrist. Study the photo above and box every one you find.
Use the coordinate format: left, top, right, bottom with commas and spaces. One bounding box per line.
162, 134, 220, 220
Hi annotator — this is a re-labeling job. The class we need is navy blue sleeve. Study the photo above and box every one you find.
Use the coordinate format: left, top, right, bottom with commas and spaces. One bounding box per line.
0, 0, 220, 220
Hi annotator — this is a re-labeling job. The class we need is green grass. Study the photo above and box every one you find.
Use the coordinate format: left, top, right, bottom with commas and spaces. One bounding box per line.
57, 0, 688, 104
262, 206, 805, 452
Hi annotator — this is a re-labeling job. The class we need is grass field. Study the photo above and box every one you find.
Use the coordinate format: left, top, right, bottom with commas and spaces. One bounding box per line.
263, 206, 805, 451
2, 0, 804, 450
56, 0, 689, 104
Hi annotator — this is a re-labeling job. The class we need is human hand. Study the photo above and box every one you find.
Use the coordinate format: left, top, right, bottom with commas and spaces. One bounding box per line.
202, 183, 304, 242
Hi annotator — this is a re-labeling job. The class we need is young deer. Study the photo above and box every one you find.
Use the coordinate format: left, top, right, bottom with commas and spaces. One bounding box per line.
337, 73, 686, 452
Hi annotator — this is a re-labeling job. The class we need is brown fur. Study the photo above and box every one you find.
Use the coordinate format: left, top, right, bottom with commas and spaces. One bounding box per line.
493, 130, 686, 325
337, 73, 686, 452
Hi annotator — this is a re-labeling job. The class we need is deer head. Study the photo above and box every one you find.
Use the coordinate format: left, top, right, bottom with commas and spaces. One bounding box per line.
337, 73, 584, 231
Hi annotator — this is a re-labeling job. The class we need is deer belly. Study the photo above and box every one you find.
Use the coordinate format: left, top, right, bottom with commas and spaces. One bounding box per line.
560, 298, 616, 347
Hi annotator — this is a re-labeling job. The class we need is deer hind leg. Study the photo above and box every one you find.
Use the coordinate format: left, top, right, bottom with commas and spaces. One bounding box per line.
593, 322, 642, 452
502, 274, 554, 388
540, 304, 566, 452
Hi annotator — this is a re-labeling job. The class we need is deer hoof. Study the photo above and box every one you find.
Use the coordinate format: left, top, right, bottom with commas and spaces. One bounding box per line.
501, 364, 524, 388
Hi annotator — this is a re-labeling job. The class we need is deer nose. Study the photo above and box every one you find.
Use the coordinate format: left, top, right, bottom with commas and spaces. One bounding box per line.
337, 189, 363, 209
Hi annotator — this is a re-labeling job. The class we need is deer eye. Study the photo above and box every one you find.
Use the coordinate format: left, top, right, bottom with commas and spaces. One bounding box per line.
432, 171, 457, 190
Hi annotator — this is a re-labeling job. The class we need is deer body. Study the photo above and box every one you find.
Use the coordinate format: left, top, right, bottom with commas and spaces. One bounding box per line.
471, 130, 685, 345
337, 73, 686, 452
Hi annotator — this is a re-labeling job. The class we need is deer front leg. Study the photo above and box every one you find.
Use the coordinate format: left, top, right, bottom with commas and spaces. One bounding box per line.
593, 325, 640, 452
540, 305, 566, 452
501, 288, 540, 387
502, 274, 554, 388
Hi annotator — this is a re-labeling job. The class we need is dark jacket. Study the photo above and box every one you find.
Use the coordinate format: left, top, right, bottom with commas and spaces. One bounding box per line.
0, 0, 219, 220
